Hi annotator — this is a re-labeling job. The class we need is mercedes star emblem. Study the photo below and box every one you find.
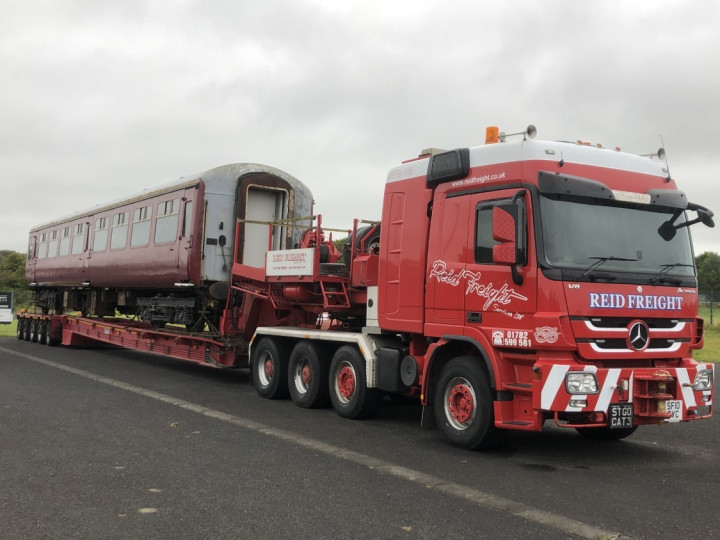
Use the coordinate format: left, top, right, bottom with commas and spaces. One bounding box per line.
628, 321, 650, 351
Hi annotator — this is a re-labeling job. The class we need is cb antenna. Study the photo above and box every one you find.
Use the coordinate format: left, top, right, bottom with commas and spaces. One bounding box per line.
660, 134, 671, 183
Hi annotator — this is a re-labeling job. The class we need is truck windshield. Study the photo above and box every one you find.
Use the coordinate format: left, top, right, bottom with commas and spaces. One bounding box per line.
538, 194, 695, 281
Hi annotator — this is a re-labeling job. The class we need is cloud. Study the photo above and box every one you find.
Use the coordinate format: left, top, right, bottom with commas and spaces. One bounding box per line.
1, 0, 718, 255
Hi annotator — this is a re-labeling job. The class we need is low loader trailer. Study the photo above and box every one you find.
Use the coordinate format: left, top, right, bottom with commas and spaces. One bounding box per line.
18, 126, 715, 449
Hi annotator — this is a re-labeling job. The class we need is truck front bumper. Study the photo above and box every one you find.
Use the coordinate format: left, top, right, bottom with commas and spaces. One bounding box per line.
537, 360, 713, 428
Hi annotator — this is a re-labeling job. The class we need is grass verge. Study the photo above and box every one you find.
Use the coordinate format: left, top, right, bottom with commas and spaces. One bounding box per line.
695, 325, 720, 363
0, 319, 17, 337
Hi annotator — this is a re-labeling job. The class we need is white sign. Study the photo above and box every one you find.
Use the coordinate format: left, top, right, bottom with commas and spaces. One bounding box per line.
0, 291, 12, 324
266, 248, 314, 277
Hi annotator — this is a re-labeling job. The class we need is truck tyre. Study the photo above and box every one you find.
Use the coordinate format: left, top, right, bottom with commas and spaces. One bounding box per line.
38, 321, 48, 345
47, 324, 60, 347
576, 426, 637, 440
434, 356, 497, 450
288, 341, 330, 408
29, 320, 39, 343
16, 318, 25, 340
329, 345, 381, 419
251, 337, 290, 399
357, 225, 380, 254
23, 319, 32, 341
343, 225, 381, 268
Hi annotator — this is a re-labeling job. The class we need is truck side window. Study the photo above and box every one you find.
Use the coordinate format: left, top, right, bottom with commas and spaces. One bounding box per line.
474, 204, 500, 263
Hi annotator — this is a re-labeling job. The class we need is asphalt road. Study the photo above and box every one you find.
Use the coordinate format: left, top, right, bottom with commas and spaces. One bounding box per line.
1, 338, 717, 539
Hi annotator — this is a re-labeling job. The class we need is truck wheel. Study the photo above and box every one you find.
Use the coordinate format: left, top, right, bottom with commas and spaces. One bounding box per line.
23, 319, 32, 341
329, 345, 381, 419
576, 426, 637, 440
29, 320, 39, 343
288, 341, 330, 408
356, 225, 381, 254
47, 324, 60, 347
434, 357, 497, 450
38, 321, 48, 345
16, 318, 25, 340
342, 225, 381, 267
251, 337, 289, 399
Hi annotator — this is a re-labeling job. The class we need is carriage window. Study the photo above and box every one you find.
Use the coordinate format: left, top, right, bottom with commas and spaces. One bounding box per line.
155, 199, 179, 244
59, 226, 71, 256
37, 232, 48, 259
72, 223, 85, 255
131, 205, 152, 247
183, 201, 193, 238
111, 211, 129, 250
93, 217, 109, 252
48, 230, 59, 258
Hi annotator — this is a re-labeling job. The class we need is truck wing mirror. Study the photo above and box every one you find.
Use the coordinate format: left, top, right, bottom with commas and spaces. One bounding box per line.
492, 199, 526, 285
658, 205, 714, 241
492, 204, 518, 266
698, 207, 715, 227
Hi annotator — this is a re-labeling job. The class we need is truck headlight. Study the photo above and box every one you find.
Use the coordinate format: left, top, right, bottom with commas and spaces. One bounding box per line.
693, 370, 713, 391
566, 372, 599, 394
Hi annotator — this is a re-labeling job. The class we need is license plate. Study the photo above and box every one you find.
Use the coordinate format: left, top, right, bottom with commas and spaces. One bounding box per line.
665, 400, 683, 422
608, 403, 634, 429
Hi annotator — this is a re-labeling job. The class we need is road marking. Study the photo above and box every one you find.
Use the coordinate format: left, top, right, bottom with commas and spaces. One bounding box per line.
138, 508, 157, 514
2, 346, 623, 540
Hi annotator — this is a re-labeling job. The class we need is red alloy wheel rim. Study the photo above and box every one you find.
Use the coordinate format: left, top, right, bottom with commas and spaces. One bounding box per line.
448, 384, 474, 424
337, 366, 355, 399
301, 364, 312, 385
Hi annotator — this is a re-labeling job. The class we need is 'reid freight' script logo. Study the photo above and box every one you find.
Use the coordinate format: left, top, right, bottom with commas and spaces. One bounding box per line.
429, 260, 527, 310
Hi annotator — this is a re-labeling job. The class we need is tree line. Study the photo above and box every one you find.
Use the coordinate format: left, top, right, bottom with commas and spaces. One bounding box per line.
2, 249, 720, 312
696, 252, 720, 298
0, 250, 31, 308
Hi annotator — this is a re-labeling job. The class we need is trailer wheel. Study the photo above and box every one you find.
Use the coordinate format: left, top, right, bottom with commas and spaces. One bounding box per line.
329, 345, 381, 419
576, 426, 637, 440
38, 321, 48, 345
16, 318, 25, 340
22, 319, 32, 341
434, 357, 496, 450
29, 320, 39, 343
288, 341, 330, 408
251, 337, 290, 399
47, 325, 60, 347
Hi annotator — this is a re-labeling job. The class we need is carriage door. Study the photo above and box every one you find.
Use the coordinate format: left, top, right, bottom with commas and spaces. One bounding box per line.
178, 188, 195, 280
27, 235, 37, 283
242, 187, 286, 267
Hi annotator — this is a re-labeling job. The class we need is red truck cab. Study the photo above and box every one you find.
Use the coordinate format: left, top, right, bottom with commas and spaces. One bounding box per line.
377, 130, 714, 448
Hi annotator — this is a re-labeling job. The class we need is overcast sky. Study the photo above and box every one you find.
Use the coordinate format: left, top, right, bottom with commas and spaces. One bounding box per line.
1, 0, 718, 255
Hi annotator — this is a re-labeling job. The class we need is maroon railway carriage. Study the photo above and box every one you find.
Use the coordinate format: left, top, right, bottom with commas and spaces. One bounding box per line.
25, 163, 314, 328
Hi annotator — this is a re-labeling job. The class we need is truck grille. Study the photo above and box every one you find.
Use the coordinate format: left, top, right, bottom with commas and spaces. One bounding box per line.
571, 316, 692, 356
